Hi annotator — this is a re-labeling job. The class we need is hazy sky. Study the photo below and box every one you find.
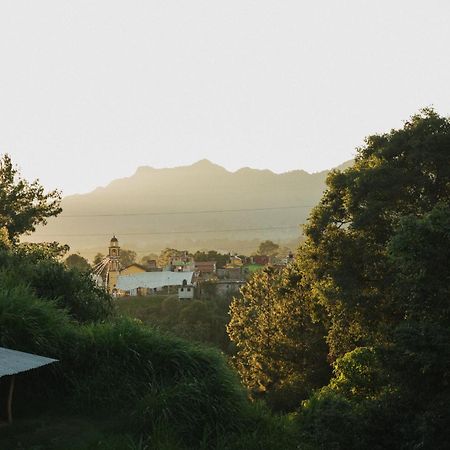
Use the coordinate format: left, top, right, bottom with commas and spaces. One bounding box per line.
1, 1, 449, 195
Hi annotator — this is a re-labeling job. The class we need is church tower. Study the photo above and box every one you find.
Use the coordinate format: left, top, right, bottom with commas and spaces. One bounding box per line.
107, 235, 121, 293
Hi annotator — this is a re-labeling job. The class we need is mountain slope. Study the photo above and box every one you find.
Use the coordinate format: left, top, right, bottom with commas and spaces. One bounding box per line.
28, 159, 352, 259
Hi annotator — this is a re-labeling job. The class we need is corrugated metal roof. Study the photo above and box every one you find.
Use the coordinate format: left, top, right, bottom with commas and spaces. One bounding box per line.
117, 271, 194, 291
0, 347, 58, 377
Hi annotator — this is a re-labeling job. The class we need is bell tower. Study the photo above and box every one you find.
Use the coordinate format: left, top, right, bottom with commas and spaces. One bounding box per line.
107, 235, 121, 293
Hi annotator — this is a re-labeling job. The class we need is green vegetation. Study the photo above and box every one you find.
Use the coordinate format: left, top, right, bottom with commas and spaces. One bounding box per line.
115, 294, 234, 353
65, 253, 91, 271
228, 109, 450, 448
0, 157, 293, 448
0, 262, 294, 449
0, 154, 62, 243
229, 266, 330, 412
256, 239, 279, 256
0, 247, 112, 323
1, 109, 449, 449
193, 250, 230, 269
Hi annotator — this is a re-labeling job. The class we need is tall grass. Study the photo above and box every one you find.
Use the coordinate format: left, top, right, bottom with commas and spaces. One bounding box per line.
0, 270, 293, 448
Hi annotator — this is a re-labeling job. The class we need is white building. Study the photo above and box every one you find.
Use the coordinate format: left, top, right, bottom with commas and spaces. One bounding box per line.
178, 284, 194, 300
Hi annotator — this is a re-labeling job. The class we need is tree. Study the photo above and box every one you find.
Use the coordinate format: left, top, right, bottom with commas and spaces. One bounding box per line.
93, 253, 105, 265
0, 154, 62, 242
119, 248, 137, 268
228, 266, 330, 411
15, 241, 69, 262
140, 253, 158, 267
157, 248, 185, 268
301, 108, 450, 358
256, 240, 279, 256
0, 226, 11, 249
0, 246, 112, 323
193, 250, 229, 268
65, 253, 91, 271
387, 203, 450, 325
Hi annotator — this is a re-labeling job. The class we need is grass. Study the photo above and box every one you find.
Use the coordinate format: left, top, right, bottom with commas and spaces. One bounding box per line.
242, 264, 263, 274
114, 295, 174, 322
0, 272, 300, 449
0, 413, 138, 450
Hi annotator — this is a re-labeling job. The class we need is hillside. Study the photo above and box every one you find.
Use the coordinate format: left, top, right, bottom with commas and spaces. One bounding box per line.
27, 159, 352, 259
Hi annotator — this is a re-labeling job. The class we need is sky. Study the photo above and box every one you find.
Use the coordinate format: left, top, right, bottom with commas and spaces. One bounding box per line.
1, 0, 449, 195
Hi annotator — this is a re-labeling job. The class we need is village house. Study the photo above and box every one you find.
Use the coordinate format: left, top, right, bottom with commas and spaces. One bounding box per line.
178, 281, 195, 300
104, 237, 194, 296
251, 255, 270, 266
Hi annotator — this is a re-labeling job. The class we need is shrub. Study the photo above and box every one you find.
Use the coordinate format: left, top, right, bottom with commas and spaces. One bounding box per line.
0, 273, 256, 447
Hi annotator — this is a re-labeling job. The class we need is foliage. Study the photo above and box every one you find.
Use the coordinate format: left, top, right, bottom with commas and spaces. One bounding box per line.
294, 111, 450, 449
157, 247, 186, 268
228, 266, 330, 411
65, 253, 91, 271
194, 250, 230, 269
0, 226, 11, 249
120, 248, 137, 268
0, 274, 281, 449
301, 108, 450, 358
116, 295, 233, 353
0, 247, 112, 323
140, 253, 158, 269
93, 252, 105, 265
0, 154, 62, 242
387, 203, 450, 324
296, 389, 361, 450
256, 240, 279, 256
15, 241, 70, 262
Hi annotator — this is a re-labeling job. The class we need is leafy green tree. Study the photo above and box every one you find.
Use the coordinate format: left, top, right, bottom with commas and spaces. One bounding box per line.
228, 266, 329, 411
387, 203, 450, 325
302, 108, 450, 358
193, 250, 229, 268
157, 248, 184, 268
0, 226, 11, 249
15, 241, 69, 262
0, 154, 62, 242
65, 253, 91, 271
140, 253, 158, 269
256, 240, 279, 256
119, 248, 137, 268
0, 247, 112, 323
294, 123, 450, 449
93, 252, 105, 265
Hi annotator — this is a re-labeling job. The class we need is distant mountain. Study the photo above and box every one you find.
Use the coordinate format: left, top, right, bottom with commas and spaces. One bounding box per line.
28, 159, 353, 260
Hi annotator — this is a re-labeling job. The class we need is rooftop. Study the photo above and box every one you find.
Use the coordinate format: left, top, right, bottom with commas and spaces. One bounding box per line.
0, 347, 58, 377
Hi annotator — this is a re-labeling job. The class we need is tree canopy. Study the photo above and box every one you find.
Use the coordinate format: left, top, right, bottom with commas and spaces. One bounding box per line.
256, 240, 280, 256
65, 253, 91, 271
302, 108, 450, 358
228, 108, 450, 436
0, 154, 62, 242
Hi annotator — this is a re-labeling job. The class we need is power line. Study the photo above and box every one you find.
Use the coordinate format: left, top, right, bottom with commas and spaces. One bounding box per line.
59, 205, 315, 218
32, 225, 301, 238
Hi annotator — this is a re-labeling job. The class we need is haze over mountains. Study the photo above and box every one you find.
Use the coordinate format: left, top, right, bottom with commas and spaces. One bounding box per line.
29, 159, 352, 260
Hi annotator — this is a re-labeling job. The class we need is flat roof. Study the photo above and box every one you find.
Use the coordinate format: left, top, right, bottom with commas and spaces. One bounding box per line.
0, 347, 58, 377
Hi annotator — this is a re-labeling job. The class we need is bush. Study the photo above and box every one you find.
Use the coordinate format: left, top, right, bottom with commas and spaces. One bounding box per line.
0, 273, 259, 447
296, 389, 361, 450
0, 248, 112, 323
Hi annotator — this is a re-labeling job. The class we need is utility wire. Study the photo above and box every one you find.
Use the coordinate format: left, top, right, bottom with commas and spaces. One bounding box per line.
33, 225, 301, 238
59, 205, 315, 218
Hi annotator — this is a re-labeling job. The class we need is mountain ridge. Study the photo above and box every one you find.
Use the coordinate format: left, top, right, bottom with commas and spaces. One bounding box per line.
28, 159, 353, 259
